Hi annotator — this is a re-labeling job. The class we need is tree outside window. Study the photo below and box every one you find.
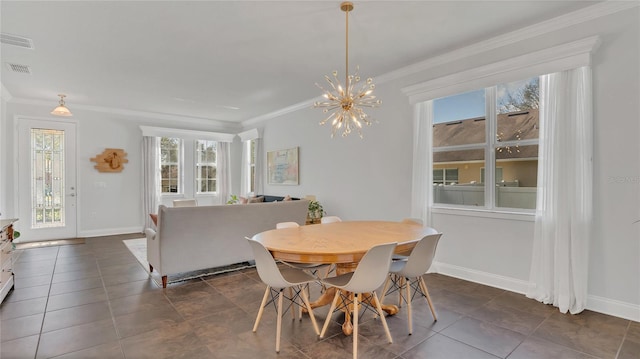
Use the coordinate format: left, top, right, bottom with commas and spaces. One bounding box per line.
160, 137, 181, 193
196, 140, 217, 193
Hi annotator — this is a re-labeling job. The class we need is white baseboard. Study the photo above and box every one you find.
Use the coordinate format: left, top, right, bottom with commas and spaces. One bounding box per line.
78, 227, 143, 238
431, 261, 530, 294
431, 261, 640, 322
587, 294, 640, 322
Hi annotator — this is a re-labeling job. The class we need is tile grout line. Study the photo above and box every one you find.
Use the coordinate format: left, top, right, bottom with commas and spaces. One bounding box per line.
95, 241, 128, 359
614, 320, 632, 359
33, 246, 60, 359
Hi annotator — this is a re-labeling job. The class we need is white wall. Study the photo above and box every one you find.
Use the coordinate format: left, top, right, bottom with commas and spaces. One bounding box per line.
261, 83, 414, 221
255, 9, 639, 320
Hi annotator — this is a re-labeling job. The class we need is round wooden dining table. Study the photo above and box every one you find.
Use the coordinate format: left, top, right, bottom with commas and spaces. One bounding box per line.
252, 220, 434, 335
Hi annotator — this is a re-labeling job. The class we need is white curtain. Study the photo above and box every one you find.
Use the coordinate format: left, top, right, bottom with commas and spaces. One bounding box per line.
217, 142, 231, 204
527, 66, 593, 314
142, 136, 159, 231
410, 101, 434, 226
240, 141, 250, 198
253, 138, 264, 195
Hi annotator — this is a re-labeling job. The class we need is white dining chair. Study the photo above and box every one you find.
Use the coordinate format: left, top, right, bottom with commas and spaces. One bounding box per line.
276, 221, 299, 229
320, 216, 342, 224
319, 242, 397, 359
246, 237, 320, 353
276, 221, 331, 291
392, 223, 437, 261
380, 233, 442, 334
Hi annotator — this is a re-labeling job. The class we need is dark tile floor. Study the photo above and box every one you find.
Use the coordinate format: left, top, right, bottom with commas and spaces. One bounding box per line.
1, 233, 638, 359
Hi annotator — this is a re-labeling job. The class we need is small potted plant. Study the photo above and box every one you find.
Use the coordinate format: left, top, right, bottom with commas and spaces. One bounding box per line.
227, 194, 239, 204
308, 200, 324, 224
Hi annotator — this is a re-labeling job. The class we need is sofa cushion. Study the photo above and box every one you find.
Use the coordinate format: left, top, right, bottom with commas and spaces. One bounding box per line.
248, 196, 265, 203
258, 195, 300, 202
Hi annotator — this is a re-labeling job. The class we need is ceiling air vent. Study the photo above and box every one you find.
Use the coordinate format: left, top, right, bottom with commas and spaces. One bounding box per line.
6, 63, 32, 74
0, 33, 34, 49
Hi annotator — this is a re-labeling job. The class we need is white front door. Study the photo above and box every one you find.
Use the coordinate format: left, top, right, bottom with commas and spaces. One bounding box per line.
17, 119, 77, 242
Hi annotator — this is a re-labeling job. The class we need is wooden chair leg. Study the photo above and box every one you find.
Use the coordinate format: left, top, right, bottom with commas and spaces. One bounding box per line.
276, 289, 284, 353
397, 276, 404, 308
419, 277, 437, 321
253, 286, 270, 332
149, 264, 154, 272
379, 274, 391, 304
320, 289, 341, 338
353, 293, 359, 359
372, 292, 393, 344
406, 277, 413, 334
289, 287, 298, 321
161, 276, 167, 288
300, 285, 320, 335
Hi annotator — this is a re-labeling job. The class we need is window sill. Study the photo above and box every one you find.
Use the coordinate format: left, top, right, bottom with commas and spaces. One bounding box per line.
431, 206, 535, 222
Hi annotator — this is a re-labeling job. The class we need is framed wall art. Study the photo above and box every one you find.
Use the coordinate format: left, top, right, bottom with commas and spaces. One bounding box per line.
267, 147, 299, 185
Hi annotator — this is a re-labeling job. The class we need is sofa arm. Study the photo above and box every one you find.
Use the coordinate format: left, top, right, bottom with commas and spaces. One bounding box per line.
145, 227, 156, 239
145, 227, 161, 274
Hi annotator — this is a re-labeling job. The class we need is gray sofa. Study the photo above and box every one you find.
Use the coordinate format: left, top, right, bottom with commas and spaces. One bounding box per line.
145, 199, 309, 287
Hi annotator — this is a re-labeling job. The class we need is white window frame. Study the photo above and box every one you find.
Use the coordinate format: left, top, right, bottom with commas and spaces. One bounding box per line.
402, 36, 600, 220
238, 128, 261, 197
140, 126, 235, 202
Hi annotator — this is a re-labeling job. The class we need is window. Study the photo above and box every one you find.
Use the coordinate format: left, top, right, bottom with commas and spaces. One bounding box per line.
160, 137, 181, 193
31, 129, 65, 227
432, 77, 539, 209
195, 140, 217, 193
433, 168, 459, 185
249, 139, 256, 193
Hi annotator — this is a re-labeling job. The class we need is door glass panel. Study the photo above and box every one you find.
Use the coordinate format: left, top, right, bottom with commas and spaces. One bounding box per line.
31, 129, 65, 228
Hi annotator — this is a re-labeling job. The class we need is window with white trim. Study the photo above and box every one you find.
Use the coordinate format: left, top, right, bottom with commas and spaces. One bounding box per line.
160, 137, 181, 193
195, 140, 217, 193
432, 77, 539, 209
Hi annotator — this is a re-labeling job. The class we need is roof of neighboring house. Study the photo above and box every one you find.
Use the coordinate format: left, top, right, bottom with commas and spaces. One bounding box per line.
433, 109, 539, 163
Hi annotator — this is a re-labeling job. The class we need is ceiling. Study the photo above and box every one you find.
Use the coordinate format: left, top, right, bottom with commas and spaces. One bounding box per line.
1, 1, 601, 126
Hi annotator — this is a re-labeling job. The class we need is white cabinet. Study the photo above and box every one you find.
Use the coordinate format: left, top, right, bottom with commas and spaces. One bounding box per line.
0, 219, 17, 304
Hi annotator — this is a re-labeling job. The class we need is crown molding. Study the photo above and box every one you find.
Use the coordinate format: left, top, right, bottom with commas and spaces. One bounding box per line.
402, 36, 601, 104
9, 97, 242, 132
241, 98, 317, 129
238, 128, 261, 141
243, 1, 637, 126
139, 126, 236, 142
376, 0, 637, 84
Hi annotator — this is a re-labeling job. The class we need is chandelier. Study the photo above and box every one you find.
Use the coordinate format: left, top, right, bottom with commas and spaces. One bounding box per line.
314, 1, 381, 138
